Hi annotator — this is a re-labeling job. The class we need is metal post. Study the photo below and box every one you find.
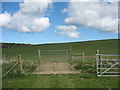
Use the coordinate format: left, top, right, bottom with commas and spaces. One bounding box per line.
99, 51, 102, 74
96, 54, 99, 76
100, 51, 103, 72
96, 50, 100, 76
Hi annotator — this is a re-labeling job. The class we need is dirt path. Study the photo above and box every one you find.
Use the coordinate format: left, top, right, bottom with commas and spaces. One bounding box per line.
33, 62, 80, 74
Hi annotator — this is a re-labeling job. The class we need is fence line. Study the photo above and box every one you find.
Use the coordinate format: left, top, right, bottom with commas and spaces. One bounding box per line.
2, 54, 24, 78
38, 49, 69, 62
96, 54, 120, 56
40, 50, 68, 51
2, 62, 19, 78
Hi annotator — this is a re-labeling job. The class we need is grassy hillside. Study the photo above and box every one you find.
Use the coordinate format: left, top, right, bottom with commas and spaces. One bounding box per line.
2, 39, 119, 88
2, 39, 118, 57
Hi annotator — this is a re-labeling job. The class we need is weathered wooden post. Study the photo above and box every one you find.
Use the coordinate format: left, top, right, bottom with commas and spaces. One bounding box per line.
96, 50, 99, 76
96, 50, 99, 54
96, 50, 99, 65
67, 50, 69, 62
96, 50, 100, 65
83, 52, 84, 65
69, 46, 72, 62
96, 50, 101, 75
38, 49, 41, 63
3, 54, 5, 61
18, 54, 23, 74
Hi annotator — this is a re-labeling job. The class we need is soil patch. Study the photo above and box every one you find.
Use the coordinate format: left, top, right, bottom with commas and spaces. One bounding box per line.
33, 62, 80, 74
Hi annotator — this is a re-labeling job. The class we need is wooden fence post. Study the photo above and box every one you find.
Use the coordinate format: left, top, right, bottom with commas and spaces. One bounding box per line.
96, 50, 99, 76
67, 50, 69, 62
69, 46, 72, 62
96, 50, 99, 54
96, 50, 101, 72
83, 52, 84, 65
18, 54, 23, 74
3, 54, 5, 61
96, 50, 99, 64
38, 49, 41, 63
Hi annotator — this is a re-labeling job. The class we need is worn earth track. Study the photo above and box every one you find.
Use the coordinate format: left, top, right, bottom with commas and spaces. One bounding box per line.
33, 62, 80, 74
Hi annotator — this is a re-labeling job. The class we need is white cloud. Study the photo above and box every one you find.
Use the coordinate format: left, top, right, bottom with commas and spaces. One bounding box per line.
104, 0, 119, 2
56, 25, 80, 38
69, 0, 100, 2
5, 13, 50, 32
69, 0, 119, 2
64, 2, 118, 33
19, 0, 52, 15
0, 0, 52, 33
0, 12, 11, 27
24, 0, 51, 2
61, 8, 68, 13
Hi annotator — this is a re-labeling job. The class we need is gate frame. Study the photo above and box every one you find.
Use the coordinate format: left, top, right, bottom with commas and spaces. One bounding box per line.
96, 53, 120, 77
38, 49, 69, 63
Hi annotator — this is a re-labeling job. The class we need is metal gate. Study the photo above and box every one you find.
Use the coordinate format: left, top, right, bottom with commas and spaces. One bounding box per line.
38, 50, 69, 62
96, 54, 120, 76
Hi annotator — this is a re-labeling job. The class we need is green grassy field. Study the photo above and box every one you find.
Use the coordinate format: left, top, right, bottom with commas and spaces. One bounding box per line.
2, 39, 118, 57
2, 39, 119, 88
3, 74, 119, 88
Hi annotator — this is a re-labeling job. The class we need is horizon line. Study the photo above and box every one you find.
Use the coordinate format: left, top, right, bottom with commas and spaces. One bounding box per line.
1, 38, 119, 45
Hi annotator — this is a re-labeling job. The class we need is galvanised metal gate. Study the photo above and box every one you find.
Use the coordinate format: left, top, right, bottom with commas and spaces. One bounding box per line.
38, 50, 69, 62
96, 54, 120, 76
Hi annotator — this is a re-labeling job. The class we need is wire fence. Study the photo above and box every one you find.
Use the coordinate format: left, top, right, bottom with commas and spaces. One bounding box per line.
39, 50, 69, 62
2, 54, 40, 77
2, 49, 88, 77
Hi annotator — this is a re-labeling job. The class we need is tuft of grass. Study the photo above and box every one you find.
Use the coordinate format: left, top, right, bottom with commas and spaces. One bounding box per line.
74, 63, 96, 73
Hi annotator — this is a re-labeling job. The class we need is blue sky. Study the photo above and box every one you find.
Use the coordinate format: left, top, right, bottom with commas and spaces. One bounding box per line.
1, 1, 118, 44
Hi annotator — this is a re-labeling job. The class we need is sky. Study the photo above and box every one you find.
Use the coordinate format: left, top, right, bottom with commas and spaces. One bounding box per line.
0, 0, 119, 44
